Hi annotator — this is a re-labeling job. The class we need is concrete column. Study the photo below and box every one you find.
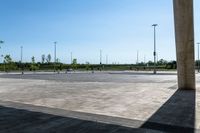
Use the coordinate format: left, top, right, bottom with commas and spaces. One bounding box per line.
173, 0, 195, 89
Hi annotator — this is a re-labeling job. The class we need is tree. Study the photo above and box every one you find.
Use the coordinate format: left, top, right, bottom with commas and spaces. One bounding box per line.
4, 55, 12, 64
30, 56, 39, 71
166, 61, 177, 69
56, 58, 60, 63
85, 62, 90, 71
72, 59, 77, 64
147, 61, 154, 66
31, 56, 35, 63
46, 54, 51, 63
157, 59, 168, 66
4, 55, 16, 72
72, 59, 77, 70
41, 54, 45, 64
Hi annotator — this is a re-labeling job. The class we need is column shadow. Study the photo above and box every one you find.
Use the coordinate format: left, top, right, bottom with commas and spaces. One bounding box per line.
141, 89, 196, 133
0, 104, 152, 133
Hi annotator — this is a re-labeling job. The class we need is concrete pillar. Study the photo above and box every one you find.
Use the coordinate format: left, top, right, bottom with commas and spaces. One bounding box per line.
173, 0, 195, 89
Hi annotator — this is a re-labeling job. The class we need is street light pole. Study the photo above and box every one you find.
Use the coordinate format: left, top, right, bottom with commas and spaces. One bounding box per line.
100, 50, 103, 71
0, 41, 4, 72
21, 46, 23, 63
106, 55, 108, 65
1, 55, 5, 72
100, 50, 102, 65
197, 42, 200, 72
137, 50, 139, 64
152, 24, 158, 74
54, 42, 57, 72
71, 52, 73, 64
20, 46, 24, 74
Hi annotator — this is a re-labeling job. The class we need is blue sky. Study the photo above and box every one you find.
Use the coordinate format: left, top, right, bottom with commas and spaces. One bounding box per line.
0, 0, 200, 64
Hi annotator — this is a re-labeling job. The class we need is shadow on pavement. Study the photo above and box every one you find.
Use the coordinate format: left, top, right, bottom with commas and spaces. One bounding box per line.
141, 89, 196, 133
0, 104, 153, 133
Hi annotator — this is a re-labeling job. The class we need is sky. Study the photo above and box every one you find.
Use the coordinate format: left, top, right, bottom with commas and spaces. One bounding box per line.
0, 0, 200, 64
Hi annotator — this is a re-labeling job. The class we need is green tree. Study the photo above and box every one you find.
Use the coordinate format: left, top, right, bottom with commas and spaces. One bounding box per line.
41, 54, 45, 64
85, 62, 90, 71
4, 55, 16, 72
31, 56, 35, 63
166, 61, 177, 69
157, 59, 168, 66
56, 58, 60, 63
46, 54, 51, 63
30, 56, 39, 71
72, 59, 77, 70
147, 61, 154, 66
4, 55, 12, 64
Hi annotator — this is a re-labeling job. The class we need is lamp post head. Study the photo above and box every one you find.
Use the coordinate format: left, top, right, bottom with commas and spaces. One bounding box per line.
152, 24, 158, 27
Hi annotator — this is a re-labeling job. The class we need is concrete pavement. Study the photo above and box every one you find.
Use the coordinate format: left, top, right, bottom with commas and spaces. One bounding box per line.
0, 71, 199, 132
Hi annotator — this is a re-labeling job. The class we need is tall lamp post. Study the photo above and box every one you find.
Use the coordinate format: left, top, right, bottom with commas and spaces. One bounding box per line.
106, 55, 108, 65
0, 41, 4, 72
197, 42, 200, 72
152, 24, 158, 74
1, 55, 5, 72
71, 52, 73, 64
100, 50, 102, 65
54, 42, 57, 73
20, 46, 24, 74
100, 50, 102, 71
137, 50, 139, 65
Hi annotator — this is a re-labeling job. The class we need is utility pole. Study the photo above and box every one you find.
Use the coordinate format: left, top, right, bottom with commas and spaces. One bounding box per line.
198, 42, 200, 72
152, 24, 158, 74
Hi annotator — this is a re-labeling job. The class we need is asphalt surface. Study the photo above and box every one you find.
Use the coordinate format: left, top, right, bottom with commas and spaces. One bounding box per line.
0, 71, 178, 83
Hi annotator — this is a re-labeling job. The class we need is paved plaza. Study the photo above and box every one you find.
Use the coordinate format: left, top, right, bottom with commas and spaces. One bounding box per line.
0, 71, 199, 132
